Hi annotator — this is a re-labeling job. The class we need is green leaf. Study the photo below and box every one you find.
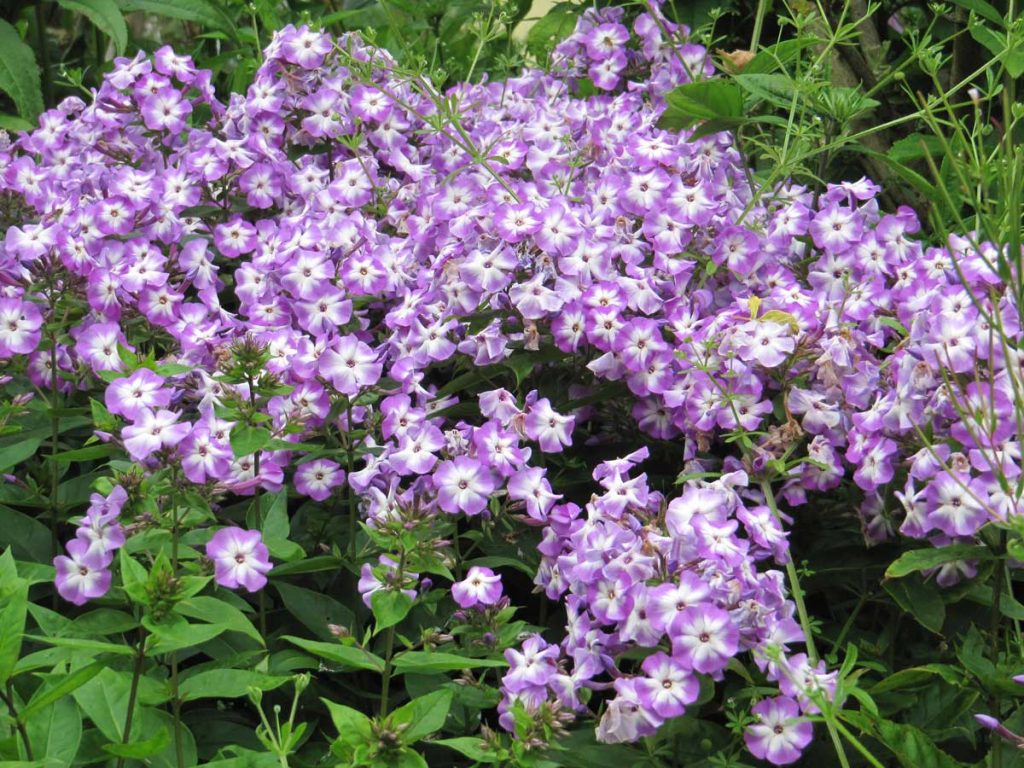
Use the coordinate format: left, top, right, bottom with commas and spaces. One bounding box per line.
22, 662, 105, 720
390, 689, 453, 744
0, 20, 43, 121
434, 737, 502, 763
57, 0, 128, 55
0, 113, 32, 131
660, 80, 744, 132
949, 0, 1004, 26
143, 615, 225, 654
25, 635, 136, 656
871, 664, 966, 694
883, 576, 946, 634
0, 575, 28, 687
885, 545, 991, 579
391, 651, 507, 675
323, 699, 372, 741
179, 670, 290, 701
734, 73, 798, 108
230, 424, 271, 458
744, 37, 820, 74
116, 0, 237, 36
175, 596, 263, 645
843, 712, 959, 768
0, 433, 45, 473
73, 667, 133, 741
259, 489, 289, 541
273, 582, 354, 640
526, 4, 579, 61
371, 589, 413, 632
25, 696, 82, 765
102, 727, 170, 758
283, 636, 385, 673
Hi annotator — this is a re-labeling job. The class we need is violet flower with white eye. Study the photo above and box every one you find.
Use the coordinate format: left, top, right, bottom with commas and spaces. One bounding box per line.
744, 696, 813, 765
54, 539, 112, 606
294, 458, 345, 502
432, 456, 497, 516
205, 527, 273, 593
451, 566, 503, 609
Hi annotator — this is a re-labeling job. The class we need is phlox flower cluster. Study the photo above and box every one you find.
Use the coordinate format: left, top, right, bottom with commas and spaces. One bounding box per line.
1, 1, 1020, 762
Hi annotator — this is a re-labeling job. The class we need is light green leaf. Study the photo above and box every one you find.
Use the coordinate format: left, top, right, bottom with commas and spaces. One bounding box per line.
25, 696, 82, 765
0, 20, 43, 122
57, 0, 128, 55
102, 727, 170, 758
116, 0, 236, 36
434, 737, 502, 763
175, 596, 263, 645
0, 575, 28, 686
391, 651, 507, 675
390, 689, 453, 744
22, 662, 105, 720
73, 667, 132, 741
371, 589, 413, 633
230, 424, 271, 458
283, 636, 385, 673
179, 670, 290, 702
660, 80, 744, 132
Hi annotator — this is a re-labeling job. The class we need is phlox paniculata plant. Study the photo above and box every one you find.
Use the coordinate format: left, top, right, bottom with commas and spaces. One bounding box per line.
0, 0, 1021, 765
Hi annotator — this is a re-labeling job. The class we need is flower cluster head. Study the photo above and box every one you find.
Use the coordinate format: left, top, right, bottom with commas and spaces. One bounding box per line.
54, 486, 127, 605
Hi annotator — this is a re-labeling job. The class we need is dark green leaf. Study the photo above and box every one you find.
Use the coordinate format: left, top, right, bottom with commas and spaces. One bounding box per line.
57, 0, 128, 54
885, 545, 991, 579
884, 576, 946, 634
0, 20, 43, 121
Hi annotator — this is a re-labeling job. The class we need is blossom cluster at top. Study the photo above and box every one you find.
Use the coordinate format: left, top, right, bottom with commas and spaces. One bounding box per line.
0, 1, 1017, 763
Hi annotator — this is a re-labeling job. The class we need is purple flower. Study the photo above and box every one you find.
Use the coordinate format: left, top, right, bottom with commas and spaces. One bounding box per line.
121, 408, 191, 462
206, 527, 273, 592
671, 604, 739, 676
744, 696, 813, 765
524, 397, 574, 453
636, 652, 700, 719
294, 458, 345, 501
319, 335, 382, 396
433, 457, 497, 516
54, 539, 112, 606
105, 368, 170, 421
0, 299, 42, 357
451, 566, 503, 609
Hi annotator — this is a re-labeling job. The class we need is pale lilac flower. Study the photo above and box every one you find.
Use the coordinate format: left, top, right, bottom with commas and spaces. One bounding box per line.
295, 459, 345, 502
452, 566, 503, 609
433, 457, 497, 516
744, 696, 813, 765
54, 539, 112, 606
122, 408, 191, 461
206, 527, 273, 592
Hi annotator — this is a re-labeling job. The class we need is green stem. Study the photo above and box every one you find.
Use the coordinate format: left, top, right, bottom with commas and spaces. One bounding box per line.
34, 2, 52, 106
48, 332, 61, 563
750, 0, 770, 52
379, 623, 397, 716
168, 499, 185, 768
760, 480, 852, 768
379, 550, 406, 716
115, 629, 147, 768
2, 682, 34, 760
